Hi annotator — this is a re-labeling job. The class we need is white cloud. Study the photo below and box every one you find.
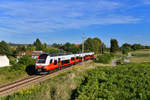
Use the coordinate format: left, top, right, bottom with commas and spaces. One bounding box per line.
0, 0, 141, 35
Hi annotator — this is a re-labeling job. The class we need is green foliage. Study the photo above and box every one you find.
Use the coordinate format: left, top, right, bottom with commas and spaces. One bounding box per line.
51, 43, 63, 49
110, 39, 119, 53
34, 38, 43, 51
43, 47, 61, 53
0, 41, 12, 56
16, 45, 26, 53
95, 54, 114, 64
121, 43, 132, 54
26, 44, 35, 51
0, 65, 27, 85
10, 64, 26, 71
84, 37, 104, 54
61, 42, 81, 53
131, 44, 145, 50
18, 55, 35, 66
0, 65, 88, 100
75, 63, 150, 100
9, 56, 17, 65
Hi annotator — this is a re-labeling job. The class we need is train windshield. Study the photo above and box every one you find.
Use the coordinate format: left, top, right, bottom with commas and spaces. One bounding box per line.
38, 54, 48, 63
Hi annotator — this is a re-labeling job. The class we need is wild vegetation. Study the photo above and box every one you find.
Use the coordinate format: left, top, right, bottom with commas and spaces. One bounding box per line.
0, 62, 96, 100
95, 54, 117, 64
0, 55, 35, 85
75, 63, 150, 100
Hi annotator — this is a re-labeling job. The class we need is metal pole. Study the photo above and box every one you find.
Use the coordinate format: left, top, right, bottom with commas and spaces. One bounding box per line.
82, 33, 85, 63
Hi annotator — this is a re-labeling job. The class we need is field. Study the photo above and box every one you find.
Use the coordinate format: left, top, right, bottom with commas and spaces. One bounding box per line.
130, 49, 150, 63
75, 63, 150, 100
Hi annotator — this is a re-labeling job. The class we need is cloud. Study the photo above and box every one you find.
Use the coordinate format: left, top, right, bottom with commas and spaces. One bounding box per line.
0, 0, 141, 35
143, 0, 150, 5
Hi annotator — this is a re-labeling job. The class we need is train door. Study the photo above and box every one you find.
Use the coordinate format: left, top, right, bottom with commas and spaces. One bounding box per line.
54, 60, 58, 69
58, 58, 61, 69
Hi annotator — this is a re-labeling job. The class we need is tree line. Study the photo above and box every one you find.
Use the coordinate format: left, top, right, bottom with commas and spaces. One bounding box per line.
0, 38, 150, 57
110, 38, 150, 54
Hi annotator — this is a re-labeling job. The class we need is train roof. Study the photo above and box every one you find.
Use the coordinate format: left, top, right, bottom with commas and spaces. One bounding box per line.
40, 52, 94, 58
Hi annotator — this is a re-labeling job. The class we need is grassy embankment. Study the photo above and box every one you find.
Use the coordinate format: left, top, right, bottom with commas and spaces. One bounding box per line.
130, 49, 150, 63
0, 61, 106, 100
0, 66, 28, 85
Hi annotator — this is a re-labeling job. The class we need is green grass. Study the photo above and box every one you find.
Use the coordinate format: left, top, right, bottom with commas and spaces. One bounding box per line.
0, 62, 98, 100
75, 63, 150, 100
130, 49, 150, 63
130, 57, 150, 63
0, 66, 28, 85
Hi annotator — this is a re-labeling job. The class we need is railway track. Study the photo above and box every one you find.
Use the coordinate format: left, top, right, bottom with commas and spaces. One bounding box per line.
0, 60, 91, 97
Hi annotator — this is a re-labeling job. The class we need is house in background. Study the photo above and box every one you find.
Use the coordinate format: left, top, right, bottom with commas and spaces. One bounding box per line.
0, 55, 10, 67
17, 51, 43, 60
32, 51, 43, 59
75, 44, 81, 47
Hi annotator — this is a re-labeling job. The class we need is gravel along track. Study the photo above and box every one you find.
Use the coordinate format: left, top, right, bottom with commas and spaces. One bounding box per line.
0, 60, 91, 97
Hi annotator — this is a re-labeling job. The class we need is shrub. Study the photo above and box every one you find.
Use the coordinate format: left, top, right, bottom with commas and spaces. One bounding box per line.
10, 64, 26, 71
9, 57, 17, 65
95, 54, 114, 64
18, 55, 35, 66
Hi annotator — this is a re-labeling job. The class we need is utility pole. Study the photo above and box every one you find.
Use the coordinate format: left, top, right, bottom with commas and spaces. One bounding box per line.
82, 33, 85, 63
100, 44, 103, 54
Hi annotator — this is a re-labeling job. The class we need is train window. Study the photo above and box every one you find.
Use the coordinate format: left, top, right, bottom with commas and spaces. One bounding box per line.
71, 57, 75, 61
38, 59, 46, 63
49, 59, 53, 64
62, 59, 70, 65
76, 57, 79, 59
54, 60, 57, 65
38, 54, 48, 63
39, 54, 48, 59
58, 58, 61, 63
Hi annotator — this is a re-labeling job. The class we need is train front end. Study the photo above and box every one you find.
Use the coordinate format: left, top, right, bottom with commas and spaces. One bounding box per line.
35, 54, 49, 74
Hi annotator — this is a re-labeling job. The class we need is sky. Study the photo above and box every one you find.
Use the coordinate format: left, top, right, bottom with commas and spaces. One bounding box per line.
0, 0, 150, 47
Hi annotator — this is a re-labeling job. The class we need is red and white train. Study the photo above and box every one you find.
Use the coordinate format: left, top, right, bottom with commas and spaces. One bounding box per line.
35, 52, 95, 73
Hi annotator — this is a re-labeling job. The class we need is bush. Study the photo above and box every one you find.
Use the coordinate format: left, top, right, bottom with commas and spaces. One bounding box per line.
10, 64, 26, 71
95, 54, 114, 64
75, 63, 150, 100
9, 57, 17, 65
18, 55, 35, 66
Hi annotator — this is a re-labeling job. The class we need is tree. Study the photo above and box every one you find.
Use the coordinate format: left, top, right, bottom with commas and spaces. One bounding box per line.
121, 43, 132, 54
34, 38, 43, 51
110, 39, 119, 53
18, 55, 35, 66
84, 37, 103, 54
61, 42, 80, 53
93, 38, 102, 53
16, 45, 26, 52
0, 41, 12, 56
131, 44, 144, 50
100, 43, 106, 54
26, 44, 35, 51
84, 38, 94, 52
51, 43, 63, 49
